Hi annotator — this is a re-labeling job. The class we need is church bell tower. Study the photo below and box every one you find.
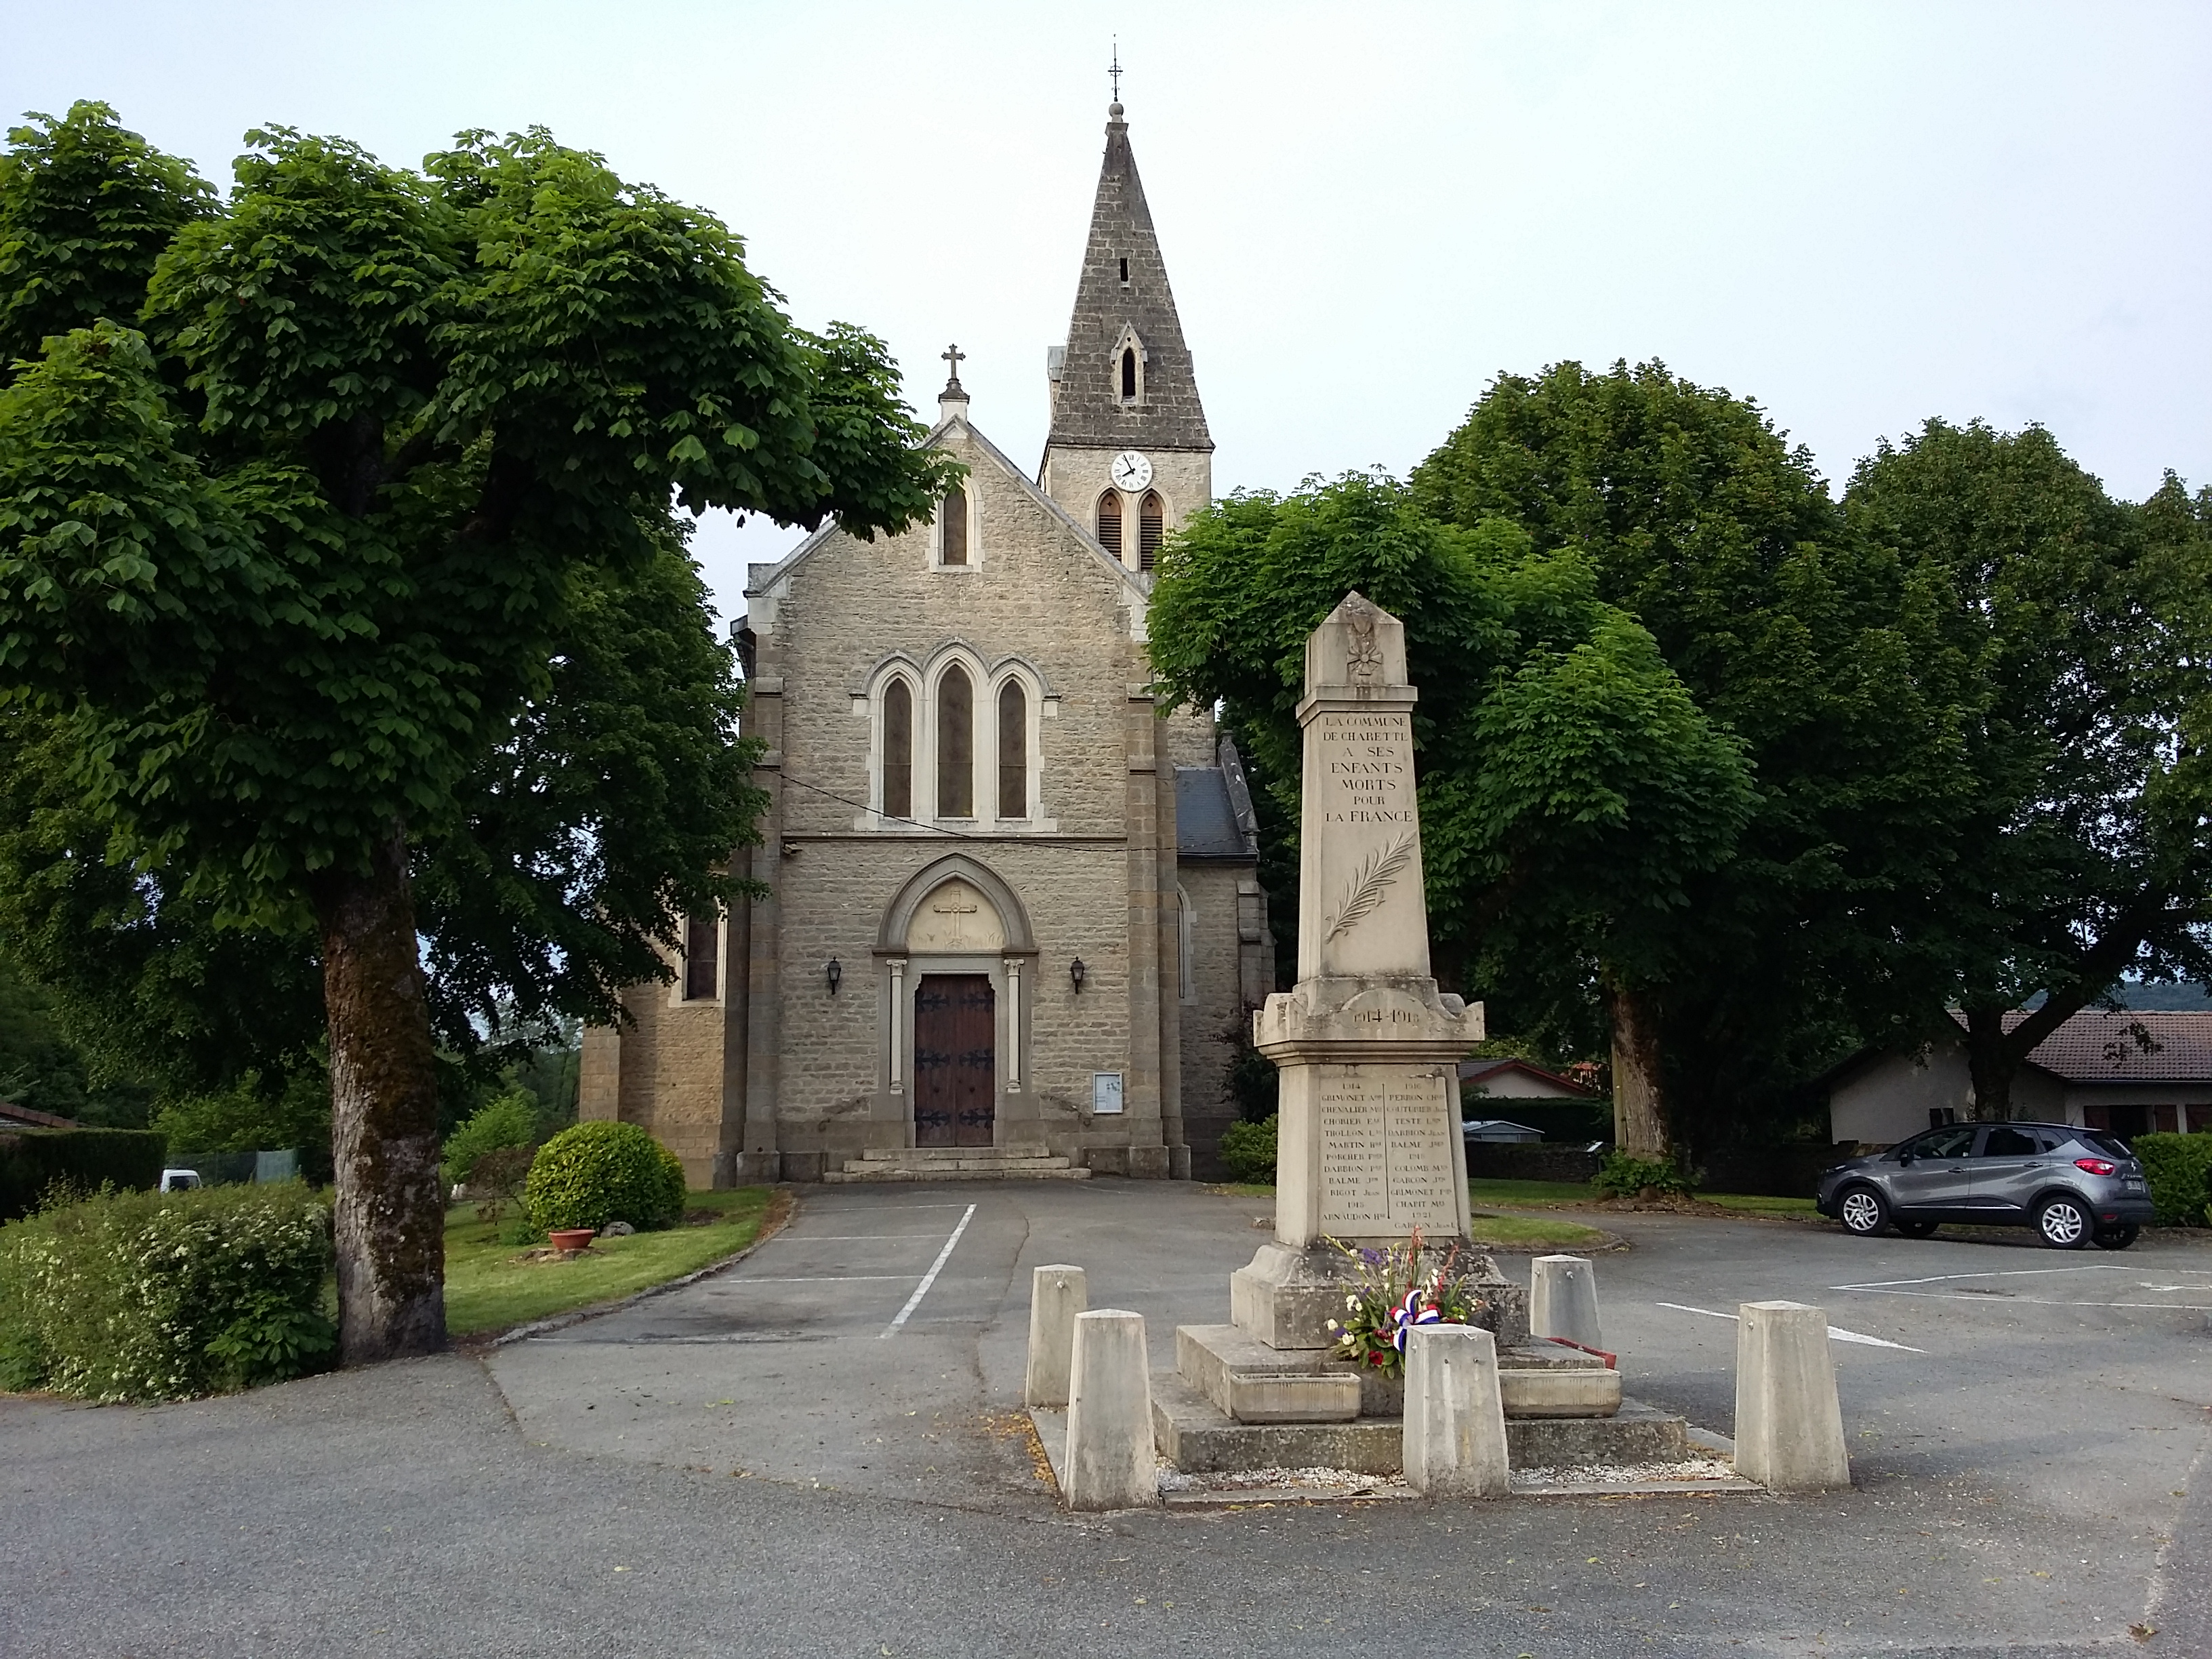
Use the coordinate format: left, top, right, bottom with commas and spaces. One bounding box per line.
1040, 101, 1213, 574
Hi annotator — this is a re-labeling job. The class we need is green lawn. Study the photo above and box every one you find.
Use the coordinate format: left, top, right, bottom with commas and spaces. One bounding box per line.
1468, 1177, 1598, 1208
1467, 1210, 1611, 1249
444, 1187, 774, 1338
1700, 1191, 1820, 1216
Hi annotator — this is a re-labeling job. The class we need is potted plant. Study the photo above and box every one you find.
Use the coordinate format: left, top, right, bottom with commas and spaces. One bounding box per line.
548, 1228, 597, 1254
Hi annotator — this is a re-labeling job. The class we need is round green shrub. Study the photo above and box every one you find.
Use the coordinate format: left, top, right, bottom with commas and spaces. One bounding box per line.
1591, 1151, 1694, 1198
523, 1122, 686, 1233
1219, 1113, 1278, 1184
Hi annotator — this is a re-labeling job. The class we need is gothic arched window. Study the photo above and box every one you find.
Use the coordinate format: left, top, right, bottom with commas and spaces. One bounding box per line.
1139, 491, 1165, 571
997, 679, 1029, 820
1120, 347, 1138, 401
940, 483, 968, 565
937, 665, 974, 817
1096, 491, 1122, 558
882, 678, 913, 820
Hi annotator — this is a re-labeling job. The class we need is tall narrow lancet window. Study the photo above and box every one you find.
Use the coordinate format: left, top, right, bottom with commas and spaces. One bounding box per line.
1120, 347, 1138, 401
882, 679, 913, 820
937, 665, 974, 817
1139, 491, 1165, 571
997, 680, 1029, 820
940, 484, 968, 565
684, 914, 718, 1000
1096, 491, 1122, 558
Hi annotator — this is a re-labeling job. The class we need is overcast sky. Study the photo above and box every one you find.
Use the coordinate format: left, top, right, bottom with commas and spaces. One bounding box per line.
6, 1, 2207, 624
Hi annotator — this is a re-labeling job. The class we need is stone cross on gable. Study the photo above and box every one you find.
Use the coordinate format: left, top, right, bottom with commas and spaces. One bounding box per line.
941, 343, 966, 392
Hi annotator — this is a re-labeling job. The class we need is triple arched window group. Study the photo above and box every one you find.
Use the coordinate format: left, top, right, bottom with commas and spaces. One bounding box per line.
876, 659, 1038, 825
1097, 491, 1166, 571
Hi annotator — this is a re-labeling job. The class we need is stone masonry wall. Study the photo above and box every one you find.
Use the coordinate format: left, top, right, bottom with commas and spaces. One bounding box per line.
1177, 861, 1250, 1175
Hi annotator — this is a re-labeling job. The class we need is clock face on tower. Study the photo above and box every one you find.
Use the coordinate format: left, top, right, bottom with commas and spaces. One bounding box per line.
1109, 450, 1153, 491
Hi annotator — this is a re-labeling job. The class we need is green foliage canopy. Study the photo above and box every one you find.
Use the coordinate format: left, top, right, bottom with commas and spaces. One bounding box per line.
1146, 471, 1753, 1066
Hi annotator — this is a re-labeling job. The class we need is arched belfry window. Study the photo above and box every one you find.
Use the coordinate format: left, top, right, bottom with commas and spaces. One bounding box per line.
882, 678, 914, 819
684, 914, 718, 1001
937, 665, 974, 817
998, 680, 1029, 820
1139, 491, 1165, 571
940, 484, 968, 566
1120, 347, 1138, 401
1096, 491, 1122, 558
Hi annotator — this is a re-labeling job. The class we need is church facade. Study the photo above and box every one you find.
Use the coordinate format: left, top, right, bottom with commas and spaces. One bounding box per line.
577, 103, 1275, 1184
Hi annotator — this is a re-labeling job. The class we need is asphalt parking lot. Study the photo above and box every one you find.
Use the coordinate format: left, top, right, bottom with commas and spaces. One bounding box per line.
5, 1181, 2210, 1658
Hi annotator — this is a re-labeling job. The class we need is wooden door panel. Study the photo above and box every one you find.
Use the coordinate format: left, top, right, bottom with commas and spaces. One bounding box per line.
914, 974, 994, 1148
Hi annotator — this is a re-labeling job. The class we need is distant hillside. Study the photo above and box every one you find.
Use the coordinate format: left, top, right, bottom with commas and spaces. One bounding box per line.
2114, 982, 2211, 1010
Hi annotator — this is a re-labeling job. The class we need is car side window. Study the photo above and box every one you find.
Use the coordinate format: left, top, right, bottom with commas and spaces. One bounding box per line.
1982, 1126, 2038, 1157
1907, 1127, 1977, 1160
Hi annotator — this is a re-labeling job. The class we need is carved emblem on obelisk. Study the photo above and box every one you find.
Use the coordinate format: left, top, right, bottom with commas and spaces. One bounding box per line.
1344, 594, 1384, 687
1325, 831, 1416, 941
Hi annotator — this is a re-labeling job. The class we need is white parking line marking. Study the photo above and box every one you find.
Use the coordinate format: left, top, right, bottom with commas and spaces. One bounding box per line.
1655, 1301, 1925, 1352
1832, 1265, 2153, 1290
882, 1203, 977, 1338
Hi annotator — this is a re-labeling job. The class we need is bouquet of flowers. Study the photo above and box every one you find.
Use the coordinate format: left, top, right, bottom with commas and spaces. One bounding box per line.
1322, 1227, 1486, 1378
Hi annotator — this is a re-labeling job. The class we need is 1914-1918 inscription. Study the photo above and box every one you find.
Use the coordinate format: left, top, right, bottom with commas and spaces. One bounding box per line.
1315, 1064, 1460, 1235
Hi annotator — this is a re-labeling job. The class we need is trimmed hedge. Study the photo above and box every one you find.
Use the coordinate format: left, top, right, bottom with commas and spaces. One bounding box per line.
1465, 1143, 1605, 1184
0, 1182, 335, 1400
523, 1121, 685, 1233
0, 1127, 166, 1221
2132, 1132, 2212, 1226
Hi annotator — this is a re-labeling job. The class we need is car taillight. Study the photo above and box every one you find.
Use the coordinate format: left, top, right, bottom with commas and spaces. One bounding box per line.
2074, 1157, 2116, 1176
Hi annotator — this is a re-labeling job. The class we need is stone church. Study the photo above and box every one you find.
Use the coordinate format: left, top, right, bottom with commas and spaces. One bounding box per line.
578, 102, 1275, 1184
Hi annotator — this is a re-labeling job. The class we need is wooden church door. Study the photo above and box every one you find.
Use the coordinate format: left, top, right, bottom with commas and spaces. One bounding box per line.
912, 974, 996, 1147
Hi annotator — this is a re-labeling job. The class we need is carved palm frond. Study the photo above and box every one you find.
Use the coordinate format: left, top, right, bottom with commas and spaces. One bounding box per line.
1326, 832, 1416, 941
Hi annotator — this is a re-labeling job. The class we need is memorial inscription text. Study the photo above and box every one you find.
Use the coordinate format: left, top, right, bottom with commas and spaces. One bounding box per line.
1317, 711, 1413, 826
1315, 1064, 1460, 1235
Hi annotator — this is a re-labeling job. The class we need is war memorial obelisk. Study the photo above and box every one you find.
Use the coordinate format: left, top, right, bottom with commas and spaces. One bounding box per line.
1151, 593, 1687, 1475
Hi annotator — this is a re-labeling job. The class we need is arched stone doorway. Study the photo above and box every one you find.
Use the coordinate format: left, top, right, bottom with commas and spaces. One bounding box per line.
874, 857, 1038, 1150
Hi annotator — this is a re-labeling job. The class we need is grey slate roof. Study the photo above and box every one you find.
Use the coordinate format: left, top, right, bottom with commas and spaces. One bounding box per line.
1175, 766, 1248, 860
1046, 104, 1213, 454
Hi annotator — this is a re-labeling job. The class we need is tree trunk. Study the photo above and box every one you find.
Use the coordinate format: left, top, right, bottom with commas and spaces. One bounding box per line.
309, 820, 447, 1364
1605, 979, 1670, 1158
1963, 1004, 2020, 1122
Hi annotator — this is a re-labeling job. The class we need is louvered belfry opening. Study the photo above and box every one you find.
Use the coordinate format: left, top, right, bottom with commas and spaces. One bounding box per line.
683, 914, 718, 1000
1096, 490, 1122, 557
940, 484, 968, 565
882, 678, 913, 819
937, 665, 974, 817
1139, 491, 1165, 571
997, 680, 1028, 819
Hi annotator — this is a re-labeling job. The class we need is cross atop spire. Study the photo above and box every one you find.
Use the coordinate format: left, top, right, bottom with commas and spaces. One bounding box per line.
1109, 40, 1122, 104
940, 342, 966, 394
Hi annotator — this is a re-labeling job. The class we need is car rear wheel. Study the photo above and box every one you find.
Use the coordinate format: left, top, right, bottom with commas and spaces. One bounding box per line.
2035, 1195, 2091, 1249
1896, 1218, 1940, 1238
2091, 1225, 2139, 1251
1839, 1185, 1890, 1237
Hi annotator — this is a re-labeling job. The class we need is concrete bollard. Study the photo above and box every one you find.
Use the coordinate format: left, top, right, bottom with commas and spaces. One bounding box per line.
1401, 1323, 1511, 1498
1063, 1309, 1159, 1510
1024, 1264, 1088, 1407
1530, 1254, 1603, 1349
1734, 1300, 1851, 1492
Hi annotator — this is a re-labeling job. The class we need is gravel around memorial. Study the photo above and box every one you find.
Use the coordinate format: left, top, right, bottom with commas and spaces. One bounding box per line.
1158, 1465, 1408, 1496
1510, 1456, 1740, 1488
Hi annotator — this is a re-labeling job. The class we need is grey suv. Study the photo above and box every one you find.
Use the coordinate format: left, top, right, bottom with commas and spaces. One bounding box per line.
1816, 1121, 2154, 1249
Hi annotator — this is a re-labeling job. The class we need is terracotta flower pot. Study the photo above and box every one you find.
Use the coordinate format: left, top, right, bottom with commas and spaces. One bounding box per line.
549, 1228, 597, 1254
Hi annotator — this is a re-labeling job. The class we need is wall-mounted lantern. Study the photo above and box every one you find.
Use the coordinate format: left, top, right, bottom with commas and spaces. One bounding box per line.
825, 958, 842, 995
1069, 957, 1087, 994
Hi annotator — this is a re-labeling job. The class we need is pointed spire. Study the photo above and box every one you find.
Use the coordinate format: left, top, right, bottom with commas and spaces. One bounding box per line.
1044, 102, 1212, 454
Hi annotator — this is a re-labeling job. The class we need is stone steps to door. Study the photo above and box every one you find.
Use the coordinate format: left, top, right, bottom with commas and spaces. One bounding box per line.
823, 1146, 1093, 1184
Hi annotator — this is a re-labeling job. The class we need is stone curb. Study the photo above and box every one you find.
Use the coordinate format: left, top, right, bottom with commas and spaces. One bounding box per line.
462, 1187, 800, 1352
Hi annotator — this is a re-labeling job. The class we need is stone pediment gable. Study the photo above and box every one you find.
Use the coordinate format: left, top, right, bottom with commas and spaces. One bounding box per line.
743, 415, 1150, 617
